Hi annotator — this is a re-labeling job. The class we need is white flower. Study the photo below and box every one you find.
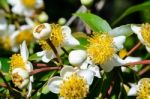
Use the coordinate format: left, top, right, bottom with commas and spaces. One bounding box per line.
128, 78, 150, 99
11, 25, 34, 52
131, 23, 150, 52
12, 68, 29, 89
69, 50, 101, 78
10, 41, 33, 97
8, 0, 43, 17
34, 23, 80, 63
48, 66, 95, 98
69, 33, 141, 73
33, 23, 51, 40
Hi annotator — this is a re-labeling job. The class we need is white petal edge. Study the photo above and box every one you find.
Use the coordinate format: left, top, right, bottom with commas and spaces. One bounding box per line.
127, 84, 138, 96
146, 45, 150, 53
77, 70, 95, 85
27, 81, 32, 97
20, 41, 29, 62
60, 66, 75, 79
41, 51, 55, 63
88, 65, 101, 78
61, 26, 80, 47
101, 54, 125, 72
48, 76, 63, 94
113, 36, 126, 51
131, 25, 145, 44
69, 50, 87, 66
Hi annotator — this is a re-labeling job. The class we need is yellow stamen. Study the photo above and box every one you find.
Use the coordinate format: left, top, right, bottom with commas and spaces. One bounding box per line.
16, 30, 33, 45
49, 24, 64, 47
119, 49, 128, 59
39, 40, 51, 51
12, 73, 24, 87
87, 33, 115, 64
60, 74, 89, 98
141, 23, 150, 46
10, 54, 26, 70
22, 0, 36, 8
137, 78, 150, 99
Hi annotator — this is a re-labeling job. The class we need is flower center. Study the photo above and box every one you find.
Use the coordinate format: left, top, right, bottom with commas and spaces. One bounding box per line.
59, 74, 89, 98
137, 78, 150, 99
87, 33, 115, 64
12, 72, 24, 87
22, 0, 36, 8
10, 54, 25, 70
39, 40, 51, 51
49, 24, 64, 47
16, 30, 33, 45
141, 23, 150, 46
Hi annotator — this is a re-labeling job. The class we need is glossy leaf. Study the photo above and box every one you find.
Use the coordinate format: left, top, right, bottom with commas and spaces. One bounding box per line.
75, 13, 111, 32
112, 1, 150, 26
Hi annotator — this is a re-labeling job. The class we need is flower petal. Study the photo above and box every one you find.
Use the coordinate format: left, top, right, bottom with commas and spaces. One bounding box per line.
131, 25, 145, 44
77, 70, 95, 85
27, 81, 32, 97
20, 41, 29, 62
61, 26, 80, 47
88, 65, 101, 78
41, 51, 55, 63
146, 46, 150, 53
48, 76, 63, 94
101, 54, 125, 72
113, 36, 126, 51
127, 84, 138, 96
60, 66, 75, 79
69, 50, 87, 66
124, 56, 141, 64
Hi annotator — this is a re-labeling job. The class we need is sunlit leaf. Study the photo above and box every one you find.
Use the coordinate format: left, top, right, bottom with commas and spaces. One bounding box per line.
75, 13, 111, 32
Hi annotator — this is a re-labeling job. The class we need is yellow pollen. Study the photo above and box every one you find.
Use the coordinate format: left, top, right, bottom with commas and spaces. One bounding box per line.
59, 74, 89, 98
22, 0, 36, 8
137, 78, 150, 99
10, 54, 26, 70
39, 40, 51, 51
87, 33, 115, 64
141, 23, 150, 46
49, 24, 64, 47
12, 73, 24, 87
16, 30, 33, 45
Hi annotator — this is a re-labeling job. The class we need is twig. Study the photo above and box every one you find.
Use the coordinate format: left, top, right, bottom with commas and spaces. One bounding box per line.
65, 5, 87, 26
0, 83, 7, 88
61, 47, 69, 55
138, 66, 150, 76
33, 63, 48, 67
30, 67, 62, 76
46, 39, 62, 65
125, 42, 141, 58
126, 60, 150, 66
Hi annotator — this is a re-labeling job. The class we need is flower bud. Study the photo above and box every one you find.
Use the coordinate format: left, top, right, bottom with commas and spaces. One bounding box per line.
80, 0, 93, 6
69, 50, 87, 66
33, 23, 51, 40
12, 68, 29, 89
38, 12, 48, 23
58, 17, 66, 25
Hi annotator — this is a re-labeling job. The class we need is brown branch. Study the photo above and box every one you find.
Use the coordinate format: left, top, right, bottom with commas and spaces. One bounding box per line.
138, 66, 150, 76
46, 39, 62, 65
126, 60, 150, 66
126, 41, 141, 57
0, 83, 7, 88
30, 67, 62, 76
33, 63, 48, 67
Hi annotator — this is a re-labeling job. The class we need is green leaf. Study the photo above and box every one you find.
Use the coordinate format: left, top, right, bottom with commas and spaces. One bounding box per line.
109, 24, 133, 37
29, 53, 42, 61
0, 0, 9, 12
75, 13, 111, 32
0, 58, 10, 72
112, 1, 150, 26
